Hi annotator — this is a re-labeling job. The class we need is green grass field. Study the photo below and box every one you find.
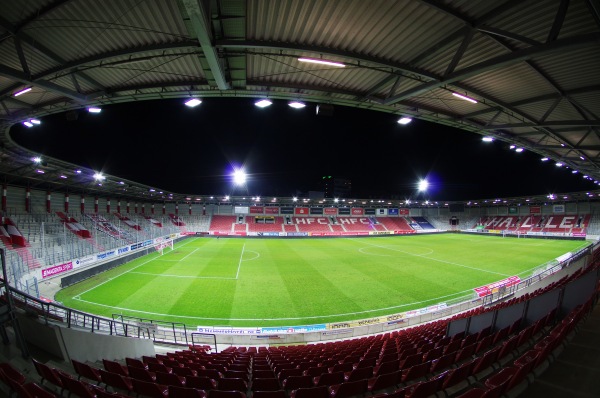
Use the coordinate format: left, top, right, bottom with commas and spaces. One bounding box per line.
55, 234, 589, 327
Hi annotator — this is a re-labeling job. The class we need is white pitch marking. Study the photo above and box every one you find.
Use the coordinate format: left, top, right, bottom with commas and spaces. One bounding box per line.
235, 243, 245, 280
73, 287, 472, 322
352, 238, 511, 277
75, 237, 199, 298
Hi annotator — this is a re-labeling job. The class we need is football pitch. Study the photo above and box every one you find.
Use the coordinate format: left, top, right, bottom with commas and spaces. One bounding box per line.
55, 234, 590, 327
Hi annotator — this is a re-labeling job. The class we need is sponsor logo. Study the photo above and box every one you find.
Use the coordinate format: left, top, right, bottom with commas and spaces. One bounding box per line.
330, 323, 351, 329
118, 247, 129, 254
97, 250, 116, 260
42, 262, 73, 278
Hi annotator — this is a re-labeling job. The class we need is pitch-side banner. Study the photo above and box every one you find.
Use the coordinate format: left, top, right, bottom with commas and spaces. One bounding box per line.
265, 207, 279, 214
250, 206, 264, 214
399, 208, 410, 215
388, 208, 399, 215
324, 207, 337, 215
351, 208, 364, 215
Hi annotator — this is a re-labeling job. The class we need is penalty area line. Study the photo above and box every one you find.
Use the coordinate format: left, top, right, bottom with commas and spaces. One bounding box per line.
74, 237, 199, 298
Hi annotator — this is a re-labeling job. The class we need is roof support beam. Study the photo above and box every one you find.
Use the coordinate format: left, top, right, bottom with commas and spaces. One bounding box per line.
182, 0, 229, 90
0, 14, 106, 94
484, 121, 600, 129
444, 28, 475, 76
384, 33, 599, 105
216, 40, 439, 81
0, 65, 86, 102
547, 0, 570, 43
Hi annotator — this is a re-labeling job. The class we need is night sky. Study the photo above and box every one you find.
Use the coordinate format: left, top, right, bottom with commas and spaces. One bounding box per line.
10, 98, 597, 201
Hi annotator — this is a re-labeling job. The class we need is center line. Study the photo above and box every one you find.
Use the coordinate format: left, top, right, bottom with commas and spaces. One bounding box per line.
235, 243, 245, 280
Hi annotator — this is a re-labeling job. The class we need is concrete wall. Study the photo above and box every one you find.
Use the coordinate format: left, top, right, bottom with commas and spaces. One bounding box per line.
17, 313, 155, 362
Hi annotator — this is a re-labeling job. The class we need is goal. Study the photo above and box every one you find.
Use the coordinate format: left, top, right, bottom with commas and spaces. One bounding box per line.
154, 239, 174, 255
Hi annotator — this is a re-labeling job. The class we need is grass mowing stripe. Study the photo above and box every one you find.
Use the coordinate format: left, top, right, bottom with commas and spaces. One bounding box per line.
129, 272, 236, 280
57, 235, 589, 327
351, 237, 511, 277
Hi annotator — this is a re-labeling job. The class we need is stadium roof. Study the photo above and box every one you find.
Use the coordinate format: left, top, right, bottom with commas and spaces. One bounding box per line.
1, 0, 599, 204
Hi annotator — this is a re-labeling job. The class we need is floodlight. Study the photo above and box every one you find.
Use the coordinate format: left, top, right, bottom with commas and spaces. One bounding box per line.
30, 119, 41, 125
288, 101, 306, 109
23, 121, 33, 127
541, 157, 549, 161
32, 157, 42, 163
555, 162, 563, 167
14, 87, 32, 97
255, 99, 272, 108
572, 170, 578, 174
418, 179, 429, 192
482, 137, 494, 142
233, 168, 247, 185
580, 156, 585, 160
224, 196, 230, 200
298, 57, 345, 67
509, 145, 516, 149
293, 197, 298, 202
452, 92, 478, 103
184, 98, 202, 107
60, 175, 67, 179
36, 169, 45, 174
88, 107, 102, 113
397, 117, 412, 125
75, 169, 82, 174
93, 172, 105, 181
515, 147, 524, 153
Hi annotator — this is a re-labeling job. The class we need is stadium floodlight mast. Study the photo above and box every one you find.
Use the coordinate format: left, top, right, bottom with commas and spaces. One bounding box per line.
233, 168, 247, 186
418, 179, 429, 192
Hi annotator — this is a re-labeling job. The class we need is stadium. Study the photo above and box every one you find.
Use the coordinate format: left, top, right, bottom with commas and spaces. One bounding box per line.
0, 1, 599, 398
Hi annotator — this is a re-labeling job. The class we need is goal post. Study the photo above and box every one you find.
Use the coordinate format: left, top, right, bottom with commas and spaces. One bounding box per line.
154, 239, 174, 255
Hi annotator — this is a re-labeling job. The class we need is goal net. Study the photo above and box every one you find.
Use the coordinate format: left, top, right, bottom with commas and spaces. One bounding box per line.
154, 239, 174, 255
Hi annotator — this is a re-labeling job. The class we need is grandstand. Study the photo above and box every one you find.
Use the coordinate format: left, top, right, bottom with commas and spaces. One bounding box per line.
1, 1, 600, 397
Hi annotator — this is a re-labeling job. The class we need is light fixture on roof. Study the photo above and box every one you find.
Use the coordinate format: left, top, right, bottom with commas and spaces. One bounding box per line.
88, 107, 102, 113
397, 117, 413, 125
298, 57, 345, 67
93, 172, 105, 181
555, 162, 563, 167
59, 175, 67, 179
30, 119, 41, 125
541, 157, 549, 161
32, 157, 42, 163
255, 99, 272, 108
580, 156, 585, 160
23, 121, 34, 128
509, 145, 516, 149
572, 170, 578, 174
515, 147, 524, 153
14, 87, 32, 97
482, 137, 494, 142
288, 101, 306, 109
184, 98, 202, 107
452, 92, 478, 103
